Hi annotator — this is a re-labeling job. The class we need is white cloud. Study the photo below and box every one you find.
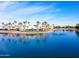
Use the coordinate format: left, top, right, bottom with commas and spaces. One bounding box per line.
0, 1, 15, 11
1, 1, 76, 26
0, 2, 61, 23
6, 2, 59, 17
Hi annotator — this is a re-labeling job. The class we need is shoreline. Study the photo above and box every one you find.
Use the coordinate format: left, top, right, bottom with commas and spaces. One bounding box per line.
0, 30, 50, 34
0, 28, 78, 35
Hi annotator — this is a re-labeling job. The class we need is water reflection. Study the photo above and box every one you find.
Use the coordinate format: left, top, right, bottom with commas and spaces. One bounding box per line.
2, 38, 5, 41
0, 33, 48, 47
75, 30, 79, 37
36, 33, 40, 46
43, 33, 48, 46
0, 30, 79, 57
7, 38, 11, 42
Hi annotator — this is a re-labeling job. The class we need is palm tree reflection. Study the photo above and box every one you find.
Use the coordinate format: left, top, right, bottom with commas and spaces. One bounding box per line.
0, 33, 48, 47
35, 33, 48, 47
7, 38, 11, 42
2, 38, 5, 41
43, 33, 47, 45
36, 33, 40, 46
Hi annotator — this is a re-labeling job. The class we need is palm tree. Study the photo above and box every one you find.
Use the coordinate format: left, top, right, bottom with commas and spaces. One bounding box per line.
2, 22, 5, 25
27, 21, 30, 31
2, 22, 5, 30
36, 21, 40, 31
28, 21, 30, 26
23, 21, 27, 31
18, 22, 23, 26
18, 22, 23, 31
12, 21, 17, 30
14, 20, 17, 24
42, 21, 48, 31
12, 21, 17, 25
7, 22, 12, 30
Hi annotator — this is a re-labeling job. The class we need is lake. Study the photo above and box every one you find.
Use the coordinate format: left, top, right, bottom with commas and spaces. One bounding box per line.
0, 30, 79, 58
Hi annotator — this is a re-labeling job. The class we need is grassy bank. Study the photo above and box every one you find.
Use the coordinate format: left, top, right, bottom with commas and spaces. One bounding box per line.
0, 30, 49, 34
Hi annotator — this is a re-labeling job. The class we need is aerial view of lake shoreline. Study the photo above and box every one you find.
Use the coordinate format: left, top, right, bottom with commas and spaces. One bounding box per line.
0, 1, 79, 58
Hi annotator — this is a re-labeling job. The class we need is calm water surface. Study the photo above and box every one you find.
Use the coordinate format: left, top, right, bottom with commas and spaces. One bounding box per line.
0, 30, 79, 58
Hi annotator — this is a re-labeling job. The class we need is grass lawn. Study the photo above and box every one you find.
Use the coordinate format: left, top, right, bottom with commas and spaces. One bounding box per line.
0, 30, 50, 34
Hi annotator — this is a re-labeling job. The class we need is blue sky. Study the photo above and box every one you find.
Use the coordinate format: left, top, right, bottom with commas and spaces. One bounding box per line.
0, 1, 79, 26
